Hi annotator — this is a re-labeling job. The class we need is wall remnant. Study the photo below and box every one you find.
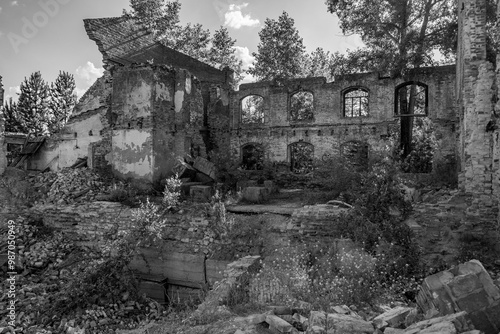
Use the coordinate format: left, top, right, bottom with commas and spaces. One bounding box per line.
230, 67, 456, 175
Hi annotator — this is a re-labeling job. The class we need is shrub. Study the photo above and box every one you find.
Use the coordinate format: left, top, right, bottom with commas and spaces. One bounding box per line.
44, 197, 168, 319
162, 173, 182, 210
249, 242, 422, 311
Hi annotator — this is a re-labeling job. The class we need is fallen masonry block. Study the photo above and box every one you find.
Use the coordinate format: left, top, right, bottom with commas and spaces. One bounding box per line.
373, 306, 416, 329
265, 314, 298, 333
190, 185, 213, 202
193, 157, 216, 180
195, 255, 261, 315
242, 186, 269, 203
402, 311, 473, 334
306, 311, 374, 334
416, 260, 500, 333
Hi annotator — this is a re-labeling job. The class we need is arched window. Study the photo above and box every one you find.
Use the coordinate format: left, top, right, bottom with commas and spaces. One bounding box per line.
241, 143, 264, 170
289, 142, 314, 174
343, 87, 369, 117
241, 95, 264, 124
341, 141, 369, 167
395, 82, 428, 116
290, 91, 314, 121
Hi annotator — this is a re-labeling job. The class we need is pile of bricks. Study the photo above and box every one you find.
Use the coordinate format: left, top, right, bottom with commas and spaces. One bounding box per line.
417, 260, 500, 333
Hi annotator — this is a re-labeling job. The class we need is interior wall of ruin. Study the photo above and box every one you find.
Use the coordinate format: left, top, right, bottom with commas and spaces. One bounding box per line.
230, 66, 457, 173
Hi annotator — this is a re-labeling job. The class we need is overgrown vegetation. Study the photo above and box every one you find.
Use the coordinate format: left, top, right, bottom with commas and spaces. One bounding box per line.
42, 175, 184, 321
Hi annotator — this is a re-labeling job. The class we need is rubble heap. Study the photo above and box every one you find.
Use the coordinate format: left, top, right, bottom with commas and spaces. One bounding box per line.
28, 168, 114, 205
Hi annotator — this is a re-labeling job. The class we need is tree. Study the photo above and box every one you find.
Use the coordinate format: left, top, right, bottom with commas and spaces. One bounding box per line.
208, 27, 244, 83
3, 97, 23, 133
326, 0, 457, 77
301, 47, 336, 81
17, 71, 51, 136
49, 71, 77, 133
248, 11, 306, 81
125, 0, 243, 83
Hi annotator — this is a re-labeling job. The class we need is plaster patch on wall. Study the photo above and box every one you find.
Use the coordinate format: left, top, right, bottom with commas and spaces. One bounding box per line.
129, 81, 152, 118
112, 129, 153, 179
175, 90, 184, 113
155, 82, 171, 101
185, 76, 192, 94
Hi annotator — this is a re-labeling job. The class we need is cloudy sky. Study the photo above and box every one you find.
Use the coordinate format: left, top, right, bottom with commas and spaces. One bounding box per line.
0, 0, 362, 102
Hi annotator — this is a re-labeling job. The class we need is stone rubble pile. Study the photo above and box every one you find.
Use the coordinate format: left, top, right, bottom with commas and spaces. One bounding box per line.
28, 168, 113, 205
232, 305, 479, 334
0, 221, 163, 334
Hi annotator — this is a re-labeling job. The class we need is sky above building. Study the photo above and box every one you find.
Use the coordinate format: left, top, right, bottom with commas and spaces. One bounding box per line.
0, 0, 362, 102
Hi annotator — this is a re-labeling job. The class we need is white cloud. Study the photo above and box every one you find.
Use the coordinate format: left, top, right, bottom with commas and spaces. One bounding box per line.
75, 61, 104, 97
233, 46, 255, 84
233, 46, 254, 69
5, 86, 21, 102
75, 87, 88, 99
0, 7, 3, 13
75, 61, 104, 98
11, 1, 19, 6
224, 3, 259, 29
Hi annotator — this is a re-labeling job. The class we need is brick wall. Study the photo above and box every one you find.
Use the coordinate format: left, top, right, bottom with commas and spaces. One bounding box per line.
229, 66, 457, 174
456, 0, 500, 226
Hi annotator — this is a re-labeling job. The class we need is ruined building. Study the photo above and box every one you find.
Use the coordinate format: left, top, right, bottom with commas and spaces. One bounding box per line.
2, 0, 500, 217
19, 16, 458, 185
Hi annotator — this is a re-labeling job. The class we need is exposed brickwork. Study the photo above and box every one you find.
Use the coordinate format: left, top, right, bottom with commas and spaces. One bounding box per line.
83, 17, 231, 85
456, 0, 500, 242
230, 67, 457, 175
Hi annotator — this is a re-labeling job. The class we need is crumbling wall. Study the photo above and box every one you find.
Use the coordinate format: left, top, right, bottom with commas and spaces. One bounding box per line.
230, 66, 456, 173
457, 0, 500, 220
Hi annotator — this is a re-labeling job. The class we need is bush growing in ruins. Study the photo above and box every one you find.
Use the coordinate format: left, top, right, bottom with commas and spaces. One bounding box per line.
44, 198, 168, 318
251, 242, 421, 310
162, 173, 182, 210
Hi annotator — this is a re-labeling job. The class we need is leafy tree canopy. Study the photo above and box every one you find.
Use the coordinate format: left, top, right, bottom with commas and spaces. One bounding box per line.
326, 0, 457, 76
247, 11, 306, 81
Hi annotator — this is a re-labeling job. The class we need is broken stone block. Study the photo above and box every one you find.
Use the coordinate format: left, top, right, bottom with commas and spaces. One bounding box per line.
384, 328, 405, 334
265, 314, 297, 333
242, 187, 269, 203
236, 180, 258, 190
327, 313, 374, 333
306, 311, 373, 334
263, 180, 276, 193
190, 185, 213, 202
193, 157, 216, 180
234, 314, 266, 326
403, 312, 473, 334
372, 306, 415, 328
416, 260, 500, 333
